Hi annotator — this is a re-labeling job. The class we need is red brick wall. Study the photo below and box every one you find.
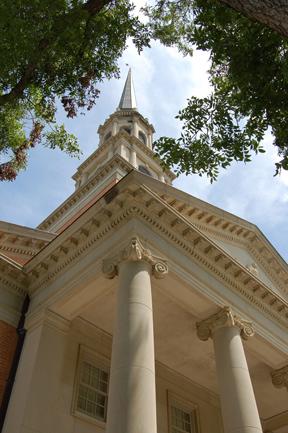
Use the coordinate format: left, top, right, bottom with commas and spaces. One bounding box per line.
0, 321, 17, 404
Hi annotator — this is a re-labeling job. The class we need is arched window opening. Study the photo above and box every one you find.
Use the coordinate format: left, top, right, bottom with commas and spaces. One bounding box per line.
120, 126, 131, 134
104, 131, 112, 141
138, 131, 147, 145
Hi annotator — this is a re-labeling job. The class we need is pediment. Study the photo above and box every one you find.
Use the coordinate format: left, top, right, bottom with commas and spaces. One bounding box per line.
19, 171, 288, 334
135, 173, 288, 299
208, 237, 282, 296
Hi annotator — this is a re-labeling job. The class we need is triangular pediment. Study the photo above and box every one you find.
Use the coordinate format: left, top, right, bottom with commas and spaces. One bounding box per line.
19, 170, 287, 333
133, 173, 288, 299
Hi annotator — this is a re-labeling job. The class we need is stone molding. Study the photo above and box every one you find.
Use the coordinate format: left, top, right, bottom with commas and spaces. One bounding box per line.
160, 191, 288, 292
196, 306, 255, 341
102, 236, 168, 279
0, 255, 27, 296
271, 365, 288, 390
25, 308, 70, 333
18, 182, 288, 330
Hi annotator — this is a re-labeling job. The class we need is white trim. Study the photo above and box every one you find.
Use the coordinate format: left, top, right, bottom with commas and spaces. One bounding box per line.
167, 391, 201, 433
72, 344, 110, 427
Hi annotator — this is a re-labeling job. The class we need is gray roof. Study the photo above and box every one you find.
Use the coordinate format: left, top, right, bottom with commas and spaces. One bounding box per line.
118, 68, 137, 110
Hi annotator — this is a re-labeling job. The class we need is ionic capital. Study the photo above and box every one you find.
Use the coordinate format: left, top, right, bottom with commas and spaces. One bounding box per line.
102, 237, 168, 279
271, 365, 288, 391
196, 306, 254, 341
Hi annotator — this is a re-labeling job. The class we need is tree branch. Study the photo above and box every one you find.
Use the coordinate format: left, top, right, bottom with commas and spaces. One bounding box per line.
219, 0, 288, 38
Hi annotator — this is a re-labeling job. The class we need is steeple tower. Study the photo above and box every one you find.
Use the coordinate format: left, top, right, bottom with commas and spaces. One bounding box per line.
71, 68, 175, 191
118, 68, 137, 110
39, 70, 175, 232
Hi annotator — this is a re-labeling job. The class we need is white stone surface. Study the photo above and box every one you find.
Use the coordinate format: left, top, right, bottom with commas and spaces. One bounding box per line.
106, 260, 157, 433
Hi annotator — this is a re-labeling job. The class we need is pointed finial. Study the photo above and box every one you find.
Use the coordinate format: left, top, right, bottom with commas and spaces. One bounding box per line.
118, 68, 137, 110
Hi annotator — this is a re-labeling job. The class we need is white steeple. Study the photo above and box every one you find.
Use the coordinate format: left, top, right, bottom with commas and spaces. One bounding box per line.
118, 68, 137, 110
69, 69, 175, 197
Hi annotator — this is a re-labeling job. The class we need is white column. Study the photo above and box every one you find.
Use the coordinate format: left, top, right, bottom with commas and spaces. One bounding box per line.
112, 120, 118, 136
130, 147, 137, 168
132, 119, 138, 137
103, 237, 168, 433
197, 307, 263, 433
148, 132, 153, 149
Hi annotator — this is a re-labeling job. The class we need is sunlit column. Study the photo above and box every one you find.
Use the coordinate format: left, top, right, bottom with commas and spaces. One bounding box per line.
103, 237, 168, 433
196, 306, 263, 433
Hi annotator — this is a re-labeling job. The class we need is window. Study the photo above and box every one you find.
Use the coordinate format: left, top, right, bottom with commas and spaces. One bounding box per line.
120, 126, 131, 134
138, 164, 152, 176
168, 394, 199, 433
74, 347, 109, 424
104, 131, 111, 141
138, 131, 147, 145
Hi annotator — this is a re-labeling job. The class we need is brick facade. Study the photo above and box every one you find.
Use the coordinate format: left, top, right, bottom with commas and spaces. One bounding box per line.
0, 321, 17, 404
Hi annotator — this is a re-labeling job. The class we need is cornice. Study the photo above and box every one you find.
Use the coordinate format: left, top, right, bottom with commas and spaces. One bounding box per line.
158, 191, 288, 293
22, 182, 288, 331
0, 254, 27, 296
0, 223, 54, 260
0, 244, 40, 259
98, 110, 155, 133
186, 224, 286, 294
0, 221, 54, 241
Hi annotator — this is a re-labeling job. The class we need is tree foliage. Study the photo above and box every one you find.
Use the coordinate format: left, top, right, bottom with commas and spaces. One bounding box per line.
0, 0, 149, 180
1, 0, 288, 182
147, 0, 288, 181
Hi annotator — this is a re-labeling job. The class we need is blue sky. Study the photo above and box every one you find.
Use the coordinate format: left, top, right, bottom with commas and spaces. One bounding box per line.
0, 36, 287, 262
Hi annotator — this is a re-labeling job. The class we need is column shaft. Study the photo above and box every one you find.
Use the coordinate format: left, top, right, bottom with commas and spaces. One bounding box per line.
213, 326, 262, 433
106, 260, 157, 433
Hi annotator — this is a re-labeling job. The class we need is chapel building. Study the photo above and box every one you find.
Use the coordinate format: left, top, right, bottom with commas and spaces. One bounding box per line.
0, 70, 288, 433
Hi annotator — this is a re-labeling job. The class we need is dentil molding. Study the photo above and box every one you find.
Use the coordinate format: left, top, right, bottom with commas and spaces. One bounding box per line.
196, 306, 255, 341
102, 236, 168, 279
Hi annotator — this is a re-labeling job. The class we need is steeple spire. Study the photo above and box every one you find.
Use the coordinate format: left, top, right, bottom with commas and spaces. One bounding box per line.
118, 68, 137, 110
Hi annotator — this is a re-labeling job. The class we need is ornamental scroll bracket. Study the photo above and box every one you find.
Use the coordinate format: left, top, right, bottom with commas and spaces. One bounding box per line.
102, 237, 168, 280
196, 306, 254, 341
271, 365, 288, 391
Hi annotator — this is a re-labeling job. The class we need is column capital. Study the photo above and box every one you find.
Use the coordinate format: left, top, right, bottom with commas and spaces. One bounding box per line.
102, 237, 168, 280
271, 365, 288, 390
196, 306, 254, 341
